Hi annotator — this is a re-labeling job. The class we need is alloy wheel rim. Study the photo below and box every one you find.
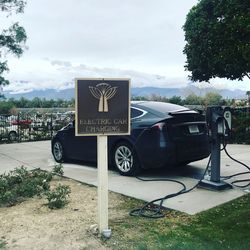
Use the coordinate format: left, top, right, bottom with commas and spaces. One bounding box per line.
115, 145, 133, 172
9, 132, 17, 141
54, 142, 63, 161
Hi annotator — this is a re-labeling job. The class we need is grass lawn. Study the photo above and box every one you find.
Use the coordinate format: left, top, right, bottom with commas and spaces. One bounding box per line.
105, 193, 250, 250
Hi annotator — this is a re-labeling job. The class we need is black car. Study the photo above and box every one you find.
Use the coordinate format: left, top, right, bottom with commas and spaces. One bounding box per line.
51, 101, 210, 176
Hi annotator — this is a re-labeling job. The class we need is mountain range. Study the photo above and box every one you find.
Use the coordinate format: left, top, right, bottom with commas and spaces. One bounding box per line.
2, 86, 247, 100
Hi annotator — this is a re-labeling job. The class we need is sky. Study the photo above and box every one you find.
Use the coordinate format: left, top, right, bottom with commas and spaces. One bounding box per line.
1, 0, 249, 94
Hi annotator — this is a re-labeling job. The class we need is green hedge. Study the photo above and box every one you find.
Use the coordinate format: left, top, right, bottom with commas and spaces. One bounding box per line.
230, 111, 250, 144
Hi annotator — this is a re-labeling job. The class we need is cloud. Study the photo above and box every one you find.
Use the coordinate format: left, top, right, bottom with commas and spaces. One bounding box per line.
3, 58, 188, 93
4, 56, 249, 95
51, 60, 72, 67
1, 0, 197, 70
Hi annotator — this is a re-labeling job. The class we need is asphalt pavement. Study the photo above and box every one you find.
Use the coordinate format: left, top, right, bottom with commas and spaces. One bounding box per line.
0, 140, 249, 215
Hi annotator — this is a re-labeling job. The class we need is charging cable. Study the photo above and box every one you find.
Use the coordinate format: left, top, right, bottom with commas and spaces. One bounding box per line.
130, 156, 211, 218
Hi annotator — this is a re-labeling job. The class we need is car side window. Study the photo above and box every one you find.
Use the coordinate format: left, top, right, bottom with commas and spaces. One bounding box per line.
131, 107, 144, 119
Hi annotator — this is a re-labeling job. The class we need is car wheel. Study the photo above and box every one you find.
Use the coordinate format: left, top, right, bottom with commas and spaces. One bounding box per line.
113, 142, 141, 176
52, 140, 66, 163
8, 131, 18, 141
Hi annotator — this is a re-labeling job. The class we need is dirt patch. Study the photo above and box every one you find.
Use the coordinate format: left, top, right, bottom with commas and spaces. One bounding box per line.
0, 177, 126, 250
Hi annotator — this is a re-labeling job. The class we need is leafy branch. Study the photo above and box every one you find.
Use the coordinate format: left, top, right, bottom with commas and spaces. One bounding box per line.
0, 0, 27, 86
0, 0, 26, 14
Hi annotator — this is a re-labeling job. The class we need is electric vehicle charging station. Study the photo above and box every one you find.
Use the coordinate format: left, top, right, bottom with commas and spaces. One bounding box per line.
199, 106, 233, 190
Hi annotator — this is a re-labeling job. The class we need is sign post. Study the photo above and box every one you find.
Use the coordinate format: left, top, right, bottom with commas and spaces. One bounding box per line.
97, 135, 108, 232
75, 78, 130, 236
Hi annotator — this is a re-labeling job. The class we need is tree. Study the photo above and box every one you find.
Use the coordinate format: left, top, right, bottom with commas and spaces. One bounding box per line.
0, 100, 14, 114
184, 93, 203, 105
0, 0, 27, 86
246, 91, 250, 105
183, 0, 250, 82
168, 95, 183, 105
203, 92, 224, 106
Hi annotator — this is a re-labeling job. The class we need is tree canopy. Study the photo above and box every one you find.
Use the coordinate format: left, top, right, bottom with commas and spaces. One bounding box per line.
183, 0, 250, 82
0, 0, 27, 86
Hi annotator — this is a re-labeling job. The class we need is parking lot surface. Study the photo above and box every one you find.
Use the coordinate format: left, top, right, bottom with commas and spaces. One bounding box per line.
0, 141, 249, 214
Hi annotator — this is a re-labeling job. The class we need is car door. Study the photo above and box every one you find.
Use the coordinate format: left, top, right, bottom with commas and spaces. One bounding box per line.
63, 123, 97, 162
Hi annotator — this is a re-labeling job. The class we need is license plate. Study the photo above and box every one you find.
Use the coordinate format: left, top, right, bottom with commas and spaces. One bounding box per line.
189, 125, 199, 134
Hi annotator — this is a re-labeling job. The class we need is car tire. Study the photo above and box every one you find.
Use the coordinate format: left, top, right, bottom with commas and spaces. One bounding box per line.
112, 141, 141, 176
52, 140, 66, 163
8, 131, 18, 141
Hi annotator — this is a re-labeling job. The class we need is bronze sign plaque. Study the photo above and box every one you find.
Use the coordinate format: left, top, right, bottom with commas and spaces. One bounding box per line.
75, 78, 130, 136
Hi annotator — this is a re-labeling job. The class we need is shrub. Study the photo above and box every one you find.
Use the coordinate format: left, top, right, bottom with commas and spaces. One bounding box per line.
0, 165, 70, 209
0, 166, 53, 206
45, 184, 71, 209
0, 239, 6, 249
52, 164, 64, 176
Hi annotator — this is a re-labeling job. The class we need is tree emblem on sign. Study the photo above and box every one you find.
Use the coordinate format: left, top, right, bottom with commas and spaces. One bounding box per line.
89, 83, 117, 112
